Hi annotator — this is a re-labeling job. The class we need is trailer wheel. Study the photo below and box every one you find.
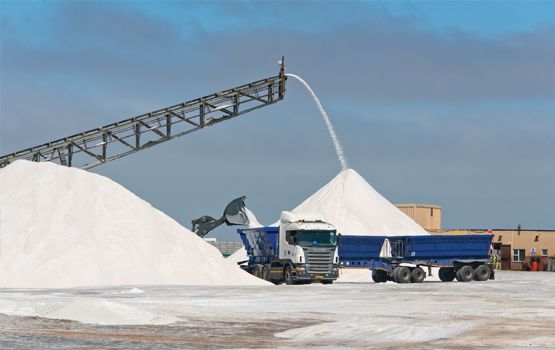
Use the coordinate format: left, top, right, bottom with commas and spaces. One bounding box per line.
372, 270, 387, 283
411, 267, 426, 283
284, 265, 295, 285
252, 265, 262, 279
438, 267, 455, 282
262, 265, 271, 281
394, 267, 411, 283
455, 265, 474, 282
473, 264, 491, 281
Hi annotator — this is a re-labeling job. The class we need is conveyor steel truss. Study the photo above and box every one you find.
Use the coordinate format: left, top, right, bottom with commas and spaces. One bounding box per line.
0, 64, 286, 170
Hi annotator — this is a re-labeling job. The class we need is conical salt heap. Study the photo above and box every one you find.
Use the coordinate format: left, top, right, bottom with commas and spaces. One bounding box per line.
0, 160, 267, 288
291, 169, 428, 236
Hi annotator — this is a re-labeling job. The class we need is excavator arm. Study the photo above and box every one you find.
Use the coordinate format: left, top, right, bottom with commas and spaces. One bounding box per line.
192, 196, 252, 238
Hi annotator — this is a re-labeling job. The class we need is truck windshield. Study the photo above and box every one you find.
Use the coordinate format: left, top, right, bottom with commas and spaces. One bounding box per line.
297, 230, 337, 246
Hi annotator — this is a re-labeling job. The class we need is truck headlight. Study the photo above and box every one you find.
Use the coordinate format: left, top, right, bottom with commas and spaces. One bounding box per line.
296, 266, 306, 273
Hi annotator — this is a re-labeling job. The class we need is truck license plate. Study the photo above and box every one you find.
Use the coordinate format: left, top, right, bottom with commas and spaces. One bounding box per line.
314, 275, 324, 279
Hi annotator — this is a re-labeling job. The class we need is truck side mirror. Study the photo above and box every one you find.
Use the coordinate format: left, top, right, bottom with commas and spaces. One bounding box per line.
337, 233, 341, 245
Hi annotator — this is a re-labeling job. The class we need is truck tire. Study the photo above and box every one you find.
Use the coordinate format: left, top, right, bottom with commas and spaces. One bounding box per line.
284, 265, 295, 285
411, 267, 426, 283
438, 267, 455, 282
321, 280, 333, 285
262, 265, 271, 281
394, 266, 411, 283
252, 265, 262, 279
473, 264, 491, 281
455, 265, 474, 282
372, 269, 387, 283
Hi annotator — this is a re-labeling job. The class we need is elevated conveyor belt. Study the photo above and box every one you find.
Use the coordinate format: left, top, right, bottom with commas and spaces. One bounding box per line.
0, 59, 286, 169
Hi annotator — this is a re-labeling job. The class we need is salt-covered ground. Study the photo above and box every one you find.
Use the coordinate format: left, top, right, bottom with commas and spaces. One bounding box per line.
0, 271, 554, 350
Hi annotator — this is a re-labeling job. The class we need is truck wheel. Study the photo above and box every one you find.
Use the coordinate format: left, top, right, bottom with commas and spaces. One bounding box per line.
455, 265, 474, 282
284, 265, 295, 285
394, 267, 411, 283
411, 267, 426, 283
438, 267, 455, 282
262, 265, 271, 281
252, 265, 262, 279
473, 264, 491, 281
321, 280, 333, 285
372, 270, 387, 283
392, 267, 400, 282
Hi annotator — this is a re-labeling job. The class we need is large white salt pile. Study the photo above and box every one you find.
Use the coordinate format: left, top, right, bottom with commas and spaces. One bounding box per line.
0, 160, 268, 288
290, 169, 428, 236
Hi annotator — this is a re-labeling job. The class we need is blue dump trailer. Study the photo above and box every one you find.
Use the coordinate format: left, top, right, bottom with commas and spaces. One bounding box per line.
238, 226, 280, 267
338, 234, 494, 284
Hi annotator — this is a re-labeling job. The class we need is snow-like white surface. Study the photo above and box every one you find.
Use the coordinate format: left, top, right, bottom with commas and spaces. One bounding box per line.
36, 298, 178, 325
0, 160, 267, 288
291, 168, 428, 236
336, 268, 373, 283
227, 247, 248, 264
0, 271, 553, 348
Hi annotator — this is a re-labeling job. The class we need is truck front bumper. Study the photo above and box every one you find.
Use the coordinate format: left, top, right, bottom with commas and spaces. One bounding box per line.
295, 266, 339, 281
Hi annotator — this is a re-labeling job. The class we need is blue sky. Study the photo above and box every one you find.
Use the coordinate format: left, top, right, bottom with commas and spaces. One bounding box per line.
1, 1, 554, 240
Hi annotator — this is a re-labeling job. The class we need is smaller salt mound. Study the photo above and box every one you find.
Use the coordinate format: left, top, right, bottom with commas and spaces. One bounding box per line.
0, 160, 267, 288
291, 169, 428, 236
36, 299, 177, 325
228, 247, 248, 264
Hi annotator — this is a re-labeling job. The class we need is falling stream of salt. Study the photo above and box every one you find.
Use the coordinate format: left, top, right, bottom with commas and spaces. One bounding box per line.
286, 73, 348, 171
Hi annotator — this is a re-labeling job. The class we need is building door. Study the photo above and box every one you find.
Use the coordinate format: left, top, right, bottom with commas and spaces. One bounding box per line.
501, 244, 511, 270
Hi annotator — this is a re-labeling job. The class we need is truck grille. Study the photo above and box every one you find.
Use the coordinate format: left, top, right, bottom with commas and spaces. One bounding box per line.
305, 248, 334, 274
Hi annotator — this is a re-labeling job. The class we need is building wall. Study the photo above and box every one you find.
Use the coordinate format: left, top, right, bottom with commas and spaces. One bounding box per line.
395, 204, 442, 230
429, 229, 555, 271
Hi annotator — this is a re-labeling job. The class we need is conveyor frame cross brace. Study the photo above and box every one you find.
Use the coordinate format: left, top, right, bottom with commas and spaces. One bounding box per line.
0, 61, 286, 170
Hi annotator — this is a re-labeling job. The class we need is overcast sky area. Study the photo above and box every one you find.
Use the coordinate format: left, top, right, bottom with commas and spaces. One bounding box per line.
1, 1, 554, 240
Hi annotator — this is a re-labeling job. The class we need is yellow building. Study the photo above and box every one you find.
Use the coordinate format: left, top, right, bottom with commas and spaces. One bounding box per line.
395, 203, 442, 230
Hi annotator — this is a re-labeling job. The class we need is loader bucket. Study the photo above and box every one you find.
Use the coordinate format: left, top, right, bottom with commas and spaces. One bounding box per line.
224, 196, 250, 226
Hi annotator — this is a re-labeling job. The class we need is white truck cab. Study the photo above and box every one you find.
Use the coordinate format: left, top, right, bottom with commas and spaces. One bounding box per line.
277, 211, 339, 284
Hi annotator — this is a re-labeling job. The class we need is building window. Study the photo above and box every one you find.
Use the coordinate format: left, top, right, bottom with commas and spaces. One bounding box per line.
541, 249, 548, 256
513, 249, 525, 262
